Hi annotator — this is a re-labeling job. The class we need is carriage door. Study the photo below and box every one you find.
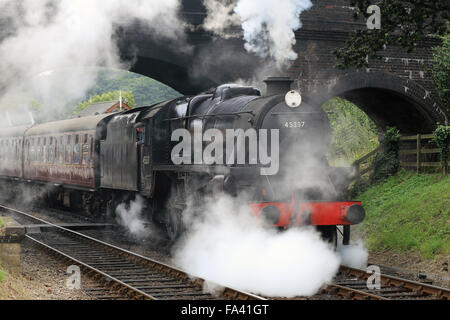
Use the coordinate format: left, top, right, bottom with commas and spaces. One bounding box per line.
137, 120, 153, 197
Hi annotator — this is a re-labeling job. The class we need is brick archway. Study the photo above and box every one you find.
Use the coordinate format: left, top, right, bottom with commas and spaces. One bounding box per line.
305, 71, 446, 134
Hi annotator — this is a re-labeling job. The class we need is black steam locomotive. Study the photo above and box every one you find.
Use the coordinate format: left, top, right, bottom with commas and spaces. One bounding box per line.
0, 77, 365, 243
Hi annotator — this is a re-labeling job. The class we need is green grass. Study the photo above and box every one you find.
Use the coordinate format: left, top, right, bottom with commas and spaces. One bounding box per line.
0, 269, 5, 283
0, 216, 4, 228
356, 170, 450, 258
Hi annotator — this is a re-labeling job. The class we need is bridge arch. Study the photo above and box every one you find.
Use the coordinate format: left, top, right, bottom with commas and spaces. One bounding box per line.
307, 72, 446, 134
128, 56, 217, 95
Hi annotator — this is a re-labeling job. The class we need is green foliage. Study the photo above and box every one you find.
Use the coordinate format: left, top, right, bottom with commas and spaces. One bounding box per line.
322, 97, 379, 165
0, 269, 4, 283
356, 171, 450, 258
336, 1, 450, 69
84, 70, 181, 107
433, 125, 450, 172
369, 127, 401, 183
73, 90, 136, 115
430, 30, 450, 115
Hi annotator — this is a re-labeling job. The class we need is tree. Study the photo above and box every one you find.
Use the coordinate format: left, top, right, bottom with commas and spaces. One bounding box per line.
73, 90, 136, 115
430, 29, 450, 115
335, 1, 450, 69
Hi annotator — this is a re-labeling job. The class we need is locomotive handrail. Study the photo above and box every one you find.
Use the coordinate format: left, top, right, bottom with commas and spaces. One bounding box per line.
163, 110, 255, 122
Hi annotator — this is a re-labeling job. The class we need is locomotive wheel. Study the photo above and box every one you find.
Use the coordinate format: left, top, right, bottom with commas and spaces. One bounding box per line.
166, 206, 184, 243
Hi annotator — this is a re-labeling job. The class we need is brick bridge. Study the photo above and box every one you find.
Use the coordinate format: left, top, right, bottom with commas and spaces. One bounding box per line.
117, 0, 447, 135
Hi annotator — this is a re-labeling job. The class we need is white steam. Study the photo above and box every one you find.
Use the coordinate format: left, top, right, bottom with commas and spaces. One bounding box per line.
203, 0, 241, 38
0, 0, 184, 121
202, 0, 313, 67
115, 195, 147, 239
173, 195, 341, 297
338, 239, 369, 269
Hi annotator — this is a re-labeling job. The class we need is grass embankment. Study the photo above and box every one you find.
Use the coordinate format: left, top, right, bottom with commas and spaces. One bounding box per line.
357, 171, 450, 258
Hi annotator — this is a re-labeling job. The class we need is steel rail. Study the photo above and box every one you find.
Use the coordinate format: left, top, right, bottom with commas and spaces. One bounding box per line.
339, 265, 450, 300
0, 204, 265, 300
323, 265, 450, 300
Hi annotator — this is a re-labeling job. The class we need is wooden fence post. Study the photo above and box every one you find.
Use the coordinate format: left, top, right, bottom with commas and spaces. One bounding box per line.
416, 134, 421, 174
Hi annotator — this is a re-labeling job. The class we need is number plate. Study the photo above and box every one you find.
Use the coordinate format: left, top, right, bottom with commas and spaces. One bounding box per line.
284, 121, 305, 128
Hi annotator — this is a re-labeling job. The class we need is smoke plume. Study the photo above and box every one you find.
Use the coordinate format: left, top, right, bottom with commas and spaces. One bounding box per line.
202, 0, 313, 67
0, 0, 184, 123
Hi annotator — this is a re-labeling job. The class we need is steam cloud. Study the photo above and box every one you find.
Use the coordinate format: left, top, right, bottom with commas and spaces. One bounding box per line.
202, 0, 313, 67
173, 195, 341, 297
338, 239, 369, 269
0, 0, 184, 124
115, 195, 149, 240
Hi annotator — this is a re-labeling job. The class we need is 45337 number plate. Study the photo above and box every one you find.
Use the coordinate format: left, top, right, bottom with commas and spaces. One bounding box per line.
284, 121, 305, 128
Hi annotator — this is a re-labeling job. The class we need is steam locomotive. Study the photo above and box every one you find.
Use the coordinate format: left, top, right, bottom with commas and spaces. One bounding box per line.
0, 77, 365, 244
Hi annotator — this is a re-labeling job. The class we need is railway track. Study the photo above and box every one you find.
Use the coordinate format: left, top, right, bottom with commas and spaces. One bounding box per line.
0, 204, 265, 300
323, 265, 450, 300
2, 203, 448, 301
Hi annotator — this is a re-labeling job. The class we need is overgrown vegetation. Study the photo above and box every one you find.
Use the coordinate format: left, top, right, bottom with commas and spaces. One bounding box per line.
430, 28, 450, 115
322, 97, 379, 165
369, 127, 401, 183
356, 170, 450, 258
433, 125, 450, 174
336, 1, 449, 69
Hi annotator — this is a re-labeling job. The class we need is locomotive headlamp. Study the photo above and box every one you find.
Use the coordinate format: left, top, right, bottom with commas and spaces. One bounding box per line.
261, 205, 281, 225
285, 90, 302, 108
345, 204, 366, 224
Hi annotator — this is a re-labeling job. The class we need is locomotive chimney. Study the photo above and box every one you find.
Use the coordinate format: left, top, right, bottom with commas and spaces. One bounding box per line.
264, 77, 293, 96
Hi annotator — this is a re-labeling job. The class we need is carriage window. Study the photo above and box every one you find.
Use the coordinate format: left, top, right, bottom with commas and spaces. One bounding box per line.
82, 135, 89, 165
37, 138, 42, 163
65, 135, 72, 164
73, 135, 80, 164
58, 136, 63, 164
42, 137, 47, 163
17, 139, 21, 161
90, 137, 94, 162
25, 140, 29, 162
48, 137, 54, 163
14, 140, 18, 160
5, 140, 8, 161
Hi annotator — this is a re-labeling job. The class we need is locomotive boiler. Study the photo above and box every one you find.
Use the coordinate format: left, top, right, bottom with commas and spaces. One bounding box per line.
0, 77, 365, 244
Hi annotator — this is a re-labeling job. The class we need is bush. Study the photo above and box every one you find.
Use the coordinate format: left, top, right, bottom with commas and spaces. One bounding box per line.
433, 125, 450, 174
430, 29, 450, 116
369, 127, 401, 183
